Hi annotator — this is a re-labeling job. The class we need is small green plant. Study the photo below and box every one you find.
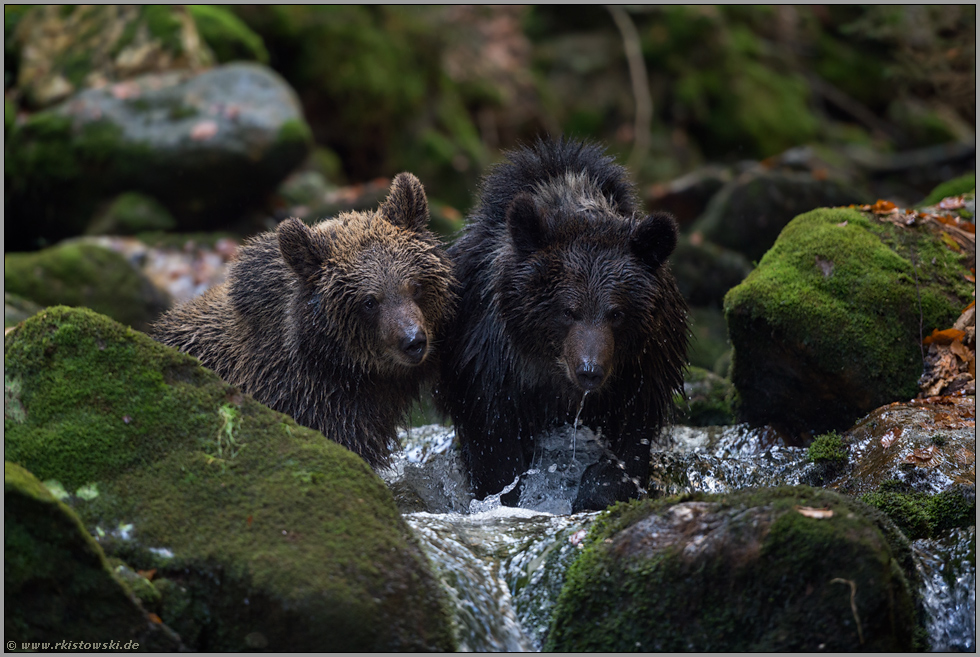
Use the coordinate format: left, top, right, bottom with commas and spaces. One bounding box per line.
807, 431, 848, 465
211, 403, 244, 459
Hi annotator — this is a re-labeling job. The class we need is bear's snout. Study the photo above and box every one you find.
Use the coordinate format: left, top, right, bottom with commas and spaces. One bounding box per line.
564, 322, 613, 392
399, 327, 428, 364
384, 301, 429, 366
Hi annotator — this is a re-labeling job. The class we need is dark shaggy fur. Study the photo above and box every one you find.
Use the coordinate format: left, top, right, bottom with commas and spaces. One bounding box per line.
153, 173, 454, 468
435, 137, 689, 509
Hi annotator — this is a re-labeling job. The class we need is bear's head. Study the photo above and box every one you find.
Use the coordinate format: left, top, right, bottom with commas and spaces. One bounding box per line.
496, 183, 682, 396
277, 173, 454, 374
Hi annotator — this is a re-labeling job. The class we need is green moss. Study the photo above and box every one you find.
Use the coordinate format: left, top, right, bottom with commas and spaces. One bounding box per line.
676, 366, 736, 426
807, 431, 848, 464
920, 172, 976, 207
85, 192, 177, 235
187, 4, 269, 64
4, 242, 165, 330
547, 486, 920, 652
4, 307, 455, 651
861, 488, 976, 540
140, 5, 184, 55
277, 117, 313, 147
4, 461, 178, 647
724, 207, 974, 430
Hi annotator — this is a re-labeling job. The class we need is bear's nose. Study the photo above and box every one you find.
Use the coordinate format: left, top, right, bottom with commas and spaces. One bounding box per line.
400, 333, 427, 364
575, 362, 605, 391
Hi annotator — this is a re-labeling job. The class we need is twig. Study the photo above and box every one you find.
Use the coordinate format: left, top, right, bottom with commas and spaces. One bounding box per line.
607, 5, 652, 174
830, 578, 864, 645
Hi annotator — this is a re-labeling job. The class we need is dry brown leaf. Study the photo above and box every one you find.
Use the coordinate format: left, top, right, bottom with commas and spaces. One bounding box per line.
880, 427, 902, 449
955, 448, 975, 464
796, 505, 834, 519
924, 328, 967, 345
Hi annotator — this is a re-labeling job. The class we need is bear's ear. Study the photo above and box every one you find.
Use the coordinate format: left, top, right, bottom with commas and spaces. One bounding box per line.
381, 172, 429, 233
277, 217, 323, 282
506, 193, 547, 259
631, 212, 678, 271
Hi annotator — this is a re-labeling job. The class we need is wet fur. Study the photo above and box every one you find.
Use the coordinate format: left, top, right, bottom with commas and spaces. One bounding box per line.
154, 173, 454, 468
435, 137, 689, 509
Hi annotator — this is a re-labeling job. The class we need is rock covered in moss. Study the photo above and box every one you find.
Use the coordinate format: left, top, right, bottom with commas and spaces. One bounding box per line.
669, 235, 753, 308
691, 167, 866, 262
546, 486, 922, 652
10, 6, 214, 110
85, 192, 177, 236
4, 462, 184, 650
676, 366, 736, 426
5, 241, 170, 332
4, 307, 455, 652
723, 206, 974, 435
5, 63, 312, 250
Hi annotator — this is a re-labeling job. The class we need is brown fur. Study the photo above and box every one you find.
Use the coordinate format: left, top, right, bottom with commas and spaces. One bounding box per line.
153, 173, 454, 468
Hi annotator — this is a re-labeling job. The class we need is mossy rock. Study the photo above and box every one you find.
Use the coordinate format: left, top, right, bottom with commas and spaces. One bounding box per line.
5, 63, 311, 250
85, 192, 178, 236
676, 366, 736, 427
691, 168, 866, 263
859, 485, 975, 541
546, 486, 922, 652
919, 172, 975, 207
4, 307, 455, 652
4, 461, 183, 649
4, 242, 169, 332
723, 207, 974, 435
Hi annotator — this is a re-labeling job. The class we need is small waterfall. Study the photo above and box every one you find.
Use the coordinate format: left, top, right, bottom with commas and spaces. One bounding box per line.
389, 423, 975, 652
912, 526, 976, 652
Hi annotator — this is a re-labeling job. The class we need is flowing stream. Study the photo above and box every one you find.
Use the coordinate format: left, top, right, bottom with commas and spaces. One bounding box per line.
384, 423, 976, 652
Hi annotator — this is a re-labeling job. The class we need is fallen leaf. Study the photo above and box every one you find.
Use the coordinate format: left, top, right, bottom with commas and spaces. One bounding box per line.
247, 514, 253, 527
137, 568, 157, 581
815, 255, 834, 277
955, 448, 975, 464
924, 328, 967, 345
836, 220, 848, 227
938, 196, 965, 210
796, 505, 834, 519
940, 232, 963, 252
949, 338, 972, 362
905, 445, 937, 465
148, 613, 163, 624
880, 427, 902, 449
869, 199, 898, 214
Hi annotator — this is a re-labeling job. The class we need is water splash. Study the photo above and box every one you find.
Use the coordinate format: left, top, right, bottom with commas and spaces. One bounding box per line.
571, 391, 589, 462
388, 423, 975, 652
912, 526, 976, 652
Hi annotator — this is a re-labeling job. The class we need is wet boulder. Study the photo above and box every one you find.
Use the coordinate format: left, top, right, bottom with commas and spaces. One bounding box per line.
4, 307, 455, 652
5, 241, 170, 332
6, 62, 312, 250
691, 167, 866, 262
724, 204, 975, 435
546, 486, 922, 652
669, 235, 753, 308
4, 462, 184, 650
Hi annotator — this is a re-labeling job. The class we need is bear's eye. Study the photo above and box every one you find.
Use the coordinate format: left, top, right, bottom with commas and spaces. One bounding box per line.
411, 281, 423, 299
561, 308, 577, 323
608, 309, 624, 324
363, 296, 379, 312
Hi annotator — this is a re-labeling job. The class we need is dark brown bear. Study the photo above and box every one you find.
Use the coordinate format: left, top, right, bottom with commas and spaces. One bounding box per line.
153, 173, 454, 468
435, 137, 689, 510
